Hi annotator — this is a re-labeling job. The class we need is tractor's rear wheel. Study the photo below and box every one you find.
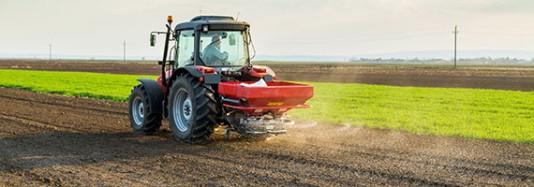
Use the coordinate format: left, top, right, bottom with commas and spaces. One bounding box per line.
168, 74, 218, 144
128, 84, 162, 134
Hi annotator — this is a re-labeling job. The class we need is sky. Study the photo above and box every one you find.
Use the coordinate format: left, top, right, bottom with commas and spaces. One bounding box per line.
0, 0, 533, 60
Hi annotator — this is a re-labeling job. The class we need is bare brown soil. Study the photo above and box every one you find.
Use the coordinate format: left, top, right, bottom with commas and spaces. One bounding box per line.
0, 60, 161, 75
2, 60, 534, 91
271, 64, 534, 91
0, 88, 532, 186
1, 60, 533, 185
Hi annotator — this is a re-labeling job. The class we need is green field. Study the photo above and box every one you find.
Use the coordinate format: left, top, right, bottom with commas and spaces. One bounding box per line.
0, 69, 156, 101
1, 69, 533, 144
290, 82, 534, 144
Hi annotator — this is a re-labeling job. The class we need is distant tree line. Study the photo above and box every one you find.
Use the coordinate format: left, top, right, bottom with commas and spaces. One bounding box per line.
348, 57, 534, 65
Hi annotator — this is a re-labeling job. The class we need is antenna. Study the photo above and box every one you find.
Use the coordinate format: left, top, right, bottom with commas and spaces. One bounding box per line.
236, 12, 240, 20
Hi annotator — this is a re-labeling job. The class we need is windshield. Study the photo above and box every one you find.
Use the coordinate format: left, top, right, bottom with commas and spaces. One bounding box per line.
200, 31, 248, 66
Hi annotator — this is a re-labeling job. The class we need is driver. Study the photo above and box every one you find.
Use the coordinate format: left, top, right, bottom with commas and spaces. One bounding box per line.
202, 35, 229, 65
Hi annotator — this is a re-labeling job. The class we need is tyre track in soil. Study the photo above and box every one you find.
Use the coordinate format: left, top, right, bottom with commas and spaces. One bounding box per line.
0, 87, 533, 186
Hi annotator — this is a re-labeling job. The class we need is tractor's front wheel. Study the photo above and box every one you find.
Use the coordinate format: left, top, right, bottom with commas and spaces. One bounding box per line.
128, 84, 162, 134
168, 74, 218, 144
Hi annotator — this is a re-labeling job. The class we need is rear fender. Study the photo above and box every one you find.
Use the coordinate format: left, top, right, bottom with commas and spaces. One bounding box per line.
177, 66, 204, 78
137, 78, 164, 113
252, 65, 277, 80
165, 66, 220, 118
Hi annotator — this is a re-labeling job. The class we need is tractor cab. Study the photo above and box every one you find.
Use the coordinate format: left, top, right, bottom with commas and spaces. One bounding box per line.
152, 16, 251, 69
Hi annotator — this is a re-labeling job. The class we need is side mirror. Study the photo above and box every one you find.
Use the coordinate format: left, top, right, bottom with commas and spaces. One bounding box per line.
150, 34, 156, 46
229, 34, 236, 46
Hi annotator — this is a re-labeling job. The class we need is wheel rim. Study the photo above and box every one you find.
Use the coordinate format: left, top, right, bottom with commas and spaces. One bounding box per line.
132, 97, 144, 126
173, 88, 192, 132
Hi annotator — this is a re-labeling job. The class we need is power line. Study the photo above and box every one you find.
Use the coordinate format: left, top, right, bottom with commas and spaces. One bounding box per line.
461, 31, 534, 36
259, 31, 448, 45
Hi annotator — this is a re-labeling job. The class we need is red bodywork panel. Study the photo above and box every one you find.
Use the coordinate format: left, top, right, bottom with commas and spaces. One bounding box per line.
156, 75, 167, 92
218, 81, 314, 115
195, 66, 215, 74
156, 66, 216, 93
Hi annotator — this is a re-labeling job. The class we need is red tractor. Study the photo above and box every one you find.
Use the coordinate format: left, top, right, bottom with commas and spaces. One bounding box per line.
128, 15, 313, 144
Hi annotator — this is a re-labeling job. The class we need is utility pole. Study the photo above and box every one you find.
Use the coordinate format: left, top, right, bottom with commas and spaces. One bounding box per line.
49, 43, 52, 62
453, 25, 458, 69
123, 40, 126, 62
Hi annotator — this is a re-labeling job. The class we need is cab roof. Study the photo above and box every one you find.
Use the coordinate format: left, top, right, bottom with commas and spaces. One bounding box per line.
174, 16, 250, 31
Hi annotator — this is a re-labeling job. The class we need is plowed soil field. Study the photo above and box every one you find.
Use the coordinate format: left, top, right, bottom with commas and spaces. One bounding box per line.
0, 60, 533, 185
0, 88, 533, 186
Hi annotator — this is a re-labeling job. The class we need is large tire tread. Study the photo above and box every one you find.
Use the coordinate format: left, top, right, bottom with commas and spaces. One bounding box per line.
129, 85, 162, 135
169, 74, 218, 144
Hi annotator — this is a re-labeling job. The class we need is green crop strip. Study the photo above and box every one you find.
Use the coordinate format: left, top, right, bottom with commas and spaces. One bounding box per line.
290, 82, 534, 144
0, 69, 156, 101
1, 69, 533, 144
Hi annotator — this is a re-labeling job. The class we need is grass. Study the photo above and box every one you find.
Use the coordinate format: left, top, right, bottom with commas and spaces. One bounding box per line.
0, 69, 156, 101
290, 82, 534, 144
0, 69, 533, 144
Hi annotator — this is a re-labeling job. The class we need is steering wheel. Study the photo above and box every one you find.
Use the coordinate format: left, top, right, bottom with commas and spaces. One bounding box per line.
219, 52, 231, 65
